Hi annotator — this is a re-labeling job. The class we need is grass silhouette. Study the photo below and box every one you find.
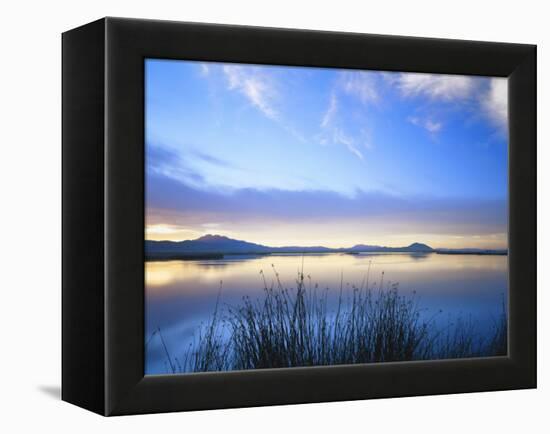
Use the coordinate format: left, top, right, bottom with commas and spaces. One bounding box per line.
156, 265, 507, 373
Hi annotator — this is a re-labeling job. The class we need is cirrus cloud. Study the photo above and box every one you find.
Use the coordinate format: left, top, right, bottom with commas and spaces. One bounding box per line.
222, 65, 279, 120
318, 94, 367, 161
395, 73, 478, 101
408, 116, 443, 134
386, 71, 508, 133
340, 71, 379, 104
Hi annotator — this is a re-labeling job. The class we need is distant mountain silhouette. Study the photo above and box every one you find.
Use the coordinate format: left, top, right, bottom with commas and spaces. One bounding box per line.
349, 242, 433, 253
406, 242, 434, 252
146, 234, 435, 256
146, 234, 272, 254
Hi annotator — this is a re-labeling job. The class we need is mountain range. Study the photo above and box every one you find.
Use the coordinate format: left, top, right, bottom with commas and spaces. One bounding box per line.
145, 234, 436, 257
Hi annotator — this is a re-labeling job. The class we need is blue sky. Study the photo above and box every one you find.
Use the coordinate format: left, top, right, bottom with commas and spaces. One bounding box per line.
145, 59, 508, 249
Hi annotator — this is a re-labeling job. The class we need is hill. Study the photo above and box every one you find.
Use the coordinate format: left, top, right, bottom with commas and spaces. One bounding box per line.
146, 235, 435, 257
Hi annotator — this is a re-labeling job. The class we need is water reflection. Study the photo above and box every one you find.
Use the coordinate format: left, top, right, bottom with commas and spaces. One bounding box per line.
145, 252, 507, 374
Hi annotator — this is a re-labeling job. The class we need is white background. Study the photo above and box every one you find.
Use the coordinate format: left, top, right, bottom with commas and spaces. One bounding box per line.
0, 0, 546, 432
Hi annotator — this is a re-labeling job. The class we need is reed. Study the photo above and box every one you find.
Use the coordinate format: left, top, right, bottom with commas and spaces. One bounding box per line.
171, 266, 507, 373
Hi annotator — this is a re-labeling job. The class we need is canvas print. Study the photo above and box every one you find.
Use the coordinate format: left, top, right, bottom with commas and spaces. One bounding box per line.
144, 59, 508, 375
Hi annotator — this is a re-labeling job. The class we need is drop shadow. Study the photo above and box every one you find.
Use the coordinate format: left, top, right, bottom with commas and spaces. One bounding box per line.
38, 385, 61, 400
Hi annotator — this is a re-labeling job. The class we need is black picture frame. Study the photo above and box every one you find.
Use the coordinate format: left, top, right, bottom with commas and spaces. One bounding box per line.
62, 17, 536, 416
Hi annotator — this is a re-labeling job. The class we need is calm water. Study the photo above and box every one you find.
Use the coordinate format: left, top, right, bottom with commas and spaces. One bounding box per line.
145, 252, 507, 375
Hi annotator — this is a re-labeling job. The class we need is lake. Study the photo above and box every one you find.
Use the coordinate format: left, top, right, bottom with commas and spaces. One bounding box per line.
145, 252, 508, 375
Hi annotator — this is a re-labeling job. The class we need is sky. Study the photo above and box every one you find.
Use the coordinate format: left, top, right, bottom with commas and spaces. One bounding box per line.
145, 59, 508, 249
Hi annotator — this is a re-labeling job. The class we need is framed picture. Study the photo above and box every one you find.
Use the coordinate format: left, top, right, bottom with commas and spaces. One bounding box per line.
62, 17, 536, 415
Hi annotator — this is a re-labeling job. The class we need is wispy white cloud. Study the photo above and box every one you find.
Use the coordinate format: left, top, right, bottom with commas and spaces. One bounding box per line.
481, 78, 508, 129
408, 116, 443, 134
321, 93, 337, 128
217, 64, 307, 143
333, 128, 364, 160
317, 72, 378, 160
222, 65, 278, 120
394, 73, 477, 101
340, 71, 379, 104
198, 63, 210, 76
425, 119, 442, 133
318, 94, 366, 161
347, 145, 364, 161
388, 72, 507, 135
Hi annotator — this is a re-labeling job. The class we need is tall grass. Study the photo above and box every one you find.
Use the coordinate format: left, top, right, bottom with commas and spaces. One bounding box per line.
166, 265, 507, 373
181, 281, 231, 372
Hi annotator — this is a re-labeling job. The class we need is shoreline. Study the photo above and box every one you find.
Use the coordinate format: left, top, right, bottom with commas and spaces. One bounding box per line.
145, 250, 508, 261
